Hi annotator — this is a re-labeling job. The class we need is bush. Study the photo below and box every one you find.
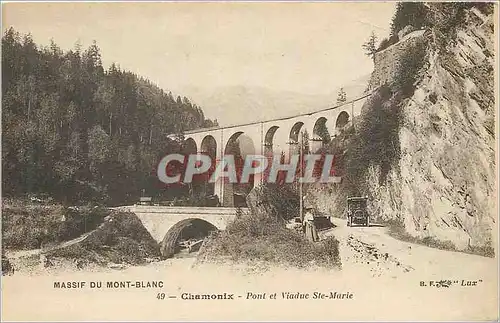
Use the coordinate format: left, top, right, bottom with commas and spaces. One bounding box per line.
383, 218, 494, 258
325, 85, 402, 196
390, 2, 431, 37
377, 38, 391, 52
200, 201, 341, 269
467, 244, 495, 258
377, 35, 399, 52
394, 39, 428, 96
429, 3, 470, 49
474, 2, 494, 15
2, 202, 109, 250
260, 184, 300, 221
384, 218, 455, 249
46, 211, 161, 266
389, 3, 488, 53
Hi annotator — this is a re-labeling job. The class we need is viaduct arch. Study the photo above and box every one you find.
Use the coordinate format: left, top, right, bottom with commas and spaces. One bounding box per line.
125, 205, 244, 258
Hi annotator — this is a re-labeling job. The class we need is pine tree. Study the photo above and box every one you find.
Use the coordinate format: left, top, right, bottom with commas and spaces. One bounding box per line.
336, 87, 347, 104
362, 31, 377, 63
390, 2, 430, 37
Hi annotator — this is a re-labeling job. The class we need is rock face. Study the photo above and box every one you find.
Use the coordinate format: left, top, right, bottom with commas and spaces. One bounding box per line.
370, 29, 427, 88
369, 7, 496, 251
311, 6, 495, 253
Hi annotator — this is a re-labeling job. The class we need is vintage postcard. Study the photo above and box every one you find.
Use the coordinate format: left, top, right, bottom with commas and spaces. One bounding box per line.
1, 1, 498, 321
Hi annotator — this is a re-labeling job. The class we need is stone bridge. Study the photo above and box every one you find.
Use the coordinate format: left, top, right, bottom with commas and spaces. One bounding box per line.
181, 93, 371, 206
123, 205, 246, 243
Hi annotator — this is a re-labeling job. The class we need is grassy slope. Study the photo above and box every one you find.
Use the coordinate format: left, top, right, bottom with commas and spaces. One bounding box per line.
199, 212, 341, 269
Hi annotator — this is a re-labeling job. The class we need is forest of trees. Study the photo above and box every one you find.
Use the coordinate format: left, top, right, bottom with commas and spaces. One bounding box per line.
375, 2, 494, 52
2, 28, 218, 205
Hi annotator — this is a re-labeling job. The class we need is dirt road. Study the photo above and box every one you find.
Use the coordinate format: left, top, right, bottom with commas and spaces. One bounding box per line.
325, 217, 497, 281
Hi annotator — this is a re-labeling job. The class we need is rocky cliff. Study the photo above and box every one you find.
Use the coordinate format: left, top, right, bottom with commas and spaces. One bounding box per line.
311, 4, 496, 253
370, 29, 427, 89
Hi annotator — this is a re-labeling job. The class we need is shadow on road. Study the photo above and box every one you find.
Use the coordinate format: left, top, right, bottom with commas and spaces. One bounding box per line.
347, 223, 385, 228
368, 223, 385, 228
315, 217, 337, 230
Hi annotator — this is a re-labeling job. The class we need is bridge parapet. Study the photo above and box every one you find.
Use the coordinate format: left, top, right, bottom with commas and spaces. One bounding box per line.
121, 206, 247, 242
123, 206, 247, 215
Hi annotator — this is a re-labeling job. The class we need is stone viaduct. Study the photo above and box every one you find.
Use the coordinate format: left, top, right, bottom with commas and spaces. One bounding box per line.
126, 93, 371, 257
183, 93, 370, 206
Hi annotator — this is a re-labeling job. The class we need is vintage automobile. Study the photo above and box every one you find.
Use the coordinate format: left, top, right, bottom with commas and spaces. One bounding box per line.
346, 196, 370, 227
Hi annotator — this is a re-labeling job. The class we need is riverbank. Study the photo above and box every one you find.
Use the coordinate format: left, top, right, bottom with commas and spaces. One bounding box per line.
2, 202, 160, 271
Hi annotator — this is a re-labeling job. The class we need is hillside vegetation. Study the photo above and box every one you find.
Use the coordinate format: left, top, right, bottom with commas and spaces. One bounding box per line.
198, 183, 341, 269
199, 208, 341, 270
2, 28, 217, 205
2, 203, 106, 250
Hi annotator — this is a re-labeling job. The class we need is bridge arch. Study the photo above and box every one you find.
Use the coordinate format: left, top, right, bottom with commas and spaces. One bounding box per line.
311, 117, 331, 152
335, 111, 350, 135
200, 135, 217, 156
177, 138, 198, 199
160, 218, 218, 259
223, 132, 256, 207
224, 131, 256, 156
184, 138, 197, 154
199, 135, 217, 196
289, 122, 304, 143
289, 121, 310, 159
264, 126, 279, 155
224, 131, 243, 153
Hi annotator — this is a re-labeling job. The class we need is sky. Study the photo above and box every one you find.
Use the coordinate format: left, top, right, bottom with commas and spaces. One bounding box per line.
2, 2, 396, 120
